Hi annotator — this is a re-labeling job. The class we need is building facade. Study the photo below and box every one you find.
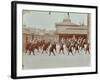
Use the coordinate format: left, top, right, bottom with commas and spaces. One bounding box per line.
55, 14, 88, 41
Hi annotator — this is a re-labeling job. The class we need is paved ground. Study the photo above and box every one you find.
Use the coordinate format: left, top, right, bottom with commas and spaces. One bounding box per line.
22, 49, 90, 70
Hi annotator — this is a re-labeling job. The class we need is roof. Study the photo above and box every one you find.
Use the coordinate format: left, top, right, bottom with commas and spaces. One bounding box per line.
55, 16, 81, 27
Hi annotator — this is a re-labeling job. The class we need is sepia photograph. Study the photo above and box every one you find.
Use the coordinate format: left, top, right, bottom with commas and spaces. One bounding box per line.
22, 10, 91, 69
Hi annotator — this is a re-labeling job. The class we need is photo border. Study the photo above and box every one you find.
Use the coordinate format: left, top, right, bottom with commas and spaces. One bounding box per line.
11, 1, 98, 79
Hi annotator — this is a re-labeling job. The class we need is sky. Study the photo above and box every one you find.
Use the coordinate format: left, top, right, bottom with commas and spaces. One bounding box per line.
23, 10, 88, 30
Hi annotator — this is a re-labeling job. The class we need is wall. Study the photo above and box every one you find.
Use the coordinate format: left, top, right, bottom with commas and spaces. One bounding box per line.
0, 0, 99, 80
